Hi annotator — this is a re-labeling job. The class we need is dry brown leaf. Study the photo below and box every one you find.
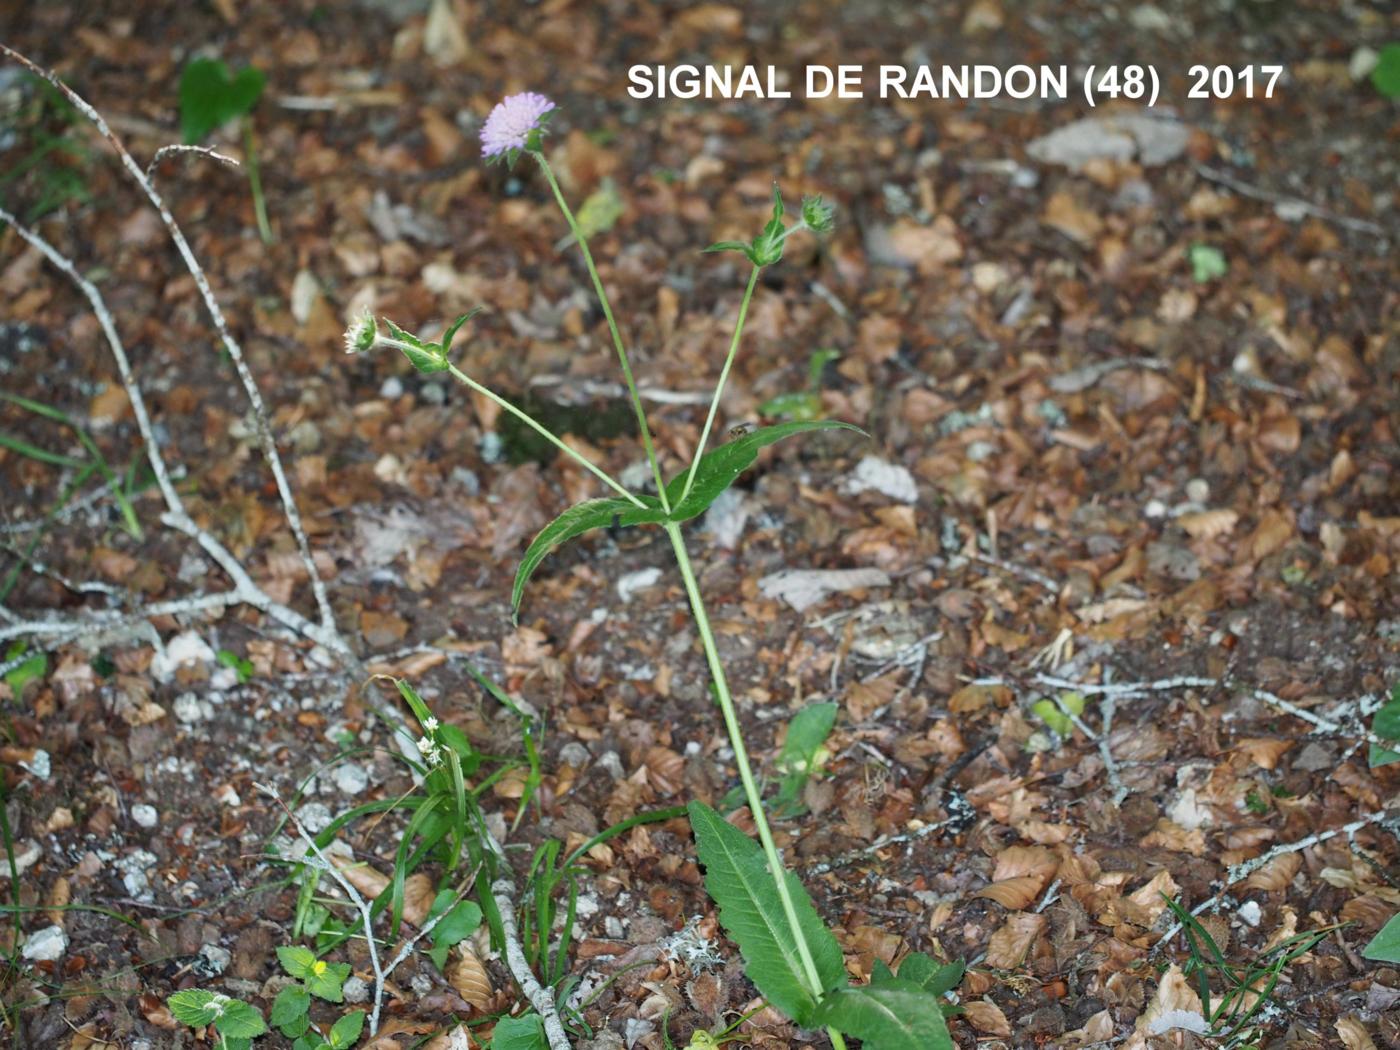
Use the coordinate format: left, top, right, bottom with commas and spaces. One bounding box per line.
1178, 508, 1239, 539
329, 853, 390, 900
402, 872, 433, 927
1043, 190, 1102, 244
1235, 737, 1293, 770
46, 876, 70, 927
1063, 1008, 1115, 1045
976, 875, 1046, 910
1126, 870, 1180, 922
1242, 852, 1302, 892
1133, 964, 1206, 1043
1335, 1018, 1378, 1050
644, 746, 685, 796
984, 912, 1046, 969
991, 844, 1059, 884
961, 999, 1012, 1037
446, 944, 492, 1009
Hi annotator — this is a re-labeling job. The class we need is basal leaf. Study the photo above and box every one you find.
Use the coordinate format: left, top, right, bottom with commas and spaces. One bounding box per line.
812, 981, 955, 1050
775, 702, 838, 776
512, 496, 666, 619
179, 58, 265, 143
687, 801, 844, 1026
1364, 912, 1400, 963
1369, 685, 1400, 768
666, 420, 866, 523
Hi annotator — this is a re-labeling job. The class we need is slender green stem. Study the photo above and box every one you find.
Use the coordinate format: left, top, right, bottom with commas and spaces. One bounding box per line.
676, 264, 760, 508
443, 362, 644, 508
242, 119, 273, 245
664, 522, 847, 1050
532, 152, 671, 512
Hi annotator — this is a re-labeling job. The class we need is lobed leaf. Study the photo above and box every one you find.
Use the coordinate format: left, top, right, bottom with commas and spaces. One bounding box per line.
179, 58, 265, 144
812, 981, 955, 1050
511, 496, 666, 619
666, 420, 866, 522
687, 801, 844, 1025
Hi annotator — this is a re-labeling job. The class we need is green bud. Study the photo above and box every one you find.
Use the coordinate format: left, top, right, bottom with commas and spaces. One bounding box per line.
800, 194, 835, 234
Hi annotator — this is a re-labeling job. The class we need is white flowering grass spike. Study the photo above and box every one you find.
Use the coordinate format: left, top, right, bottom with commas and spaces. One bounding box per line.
480, 92, 556, 163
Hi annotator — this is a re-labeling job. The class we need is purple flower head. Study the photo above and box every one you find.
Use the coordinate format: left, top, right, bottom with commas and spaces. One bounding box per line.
480, 92, 556, 161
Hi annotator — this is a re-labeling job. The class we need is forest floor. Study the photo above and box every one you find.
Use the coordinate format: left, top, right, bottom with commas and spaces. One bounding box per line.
1, 1, 1398, 1048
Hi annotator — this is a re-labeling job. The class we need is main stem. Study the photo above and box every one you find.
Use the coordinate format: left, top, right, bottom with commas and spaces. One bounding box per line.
533, 152, 671, 513
664, 521, 847, 1050
676, 263, 760, 508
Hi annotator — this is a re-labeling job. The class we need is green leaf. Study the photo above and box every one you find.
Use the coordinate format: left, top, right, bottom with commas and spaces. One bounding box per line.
1188, 243, 1228, 283
491, 1012, 549, 1050
293, 1035, 321, 1050
441, 307, 484, 356
307, 961, 351, 1003
179, 58, 265, 144
428, 890, 482, 948
812, 981, 955, 1050
1363, 913, 1400, 962
557, 178, 624, 249
512, 496, 667, 619
213, 1000, 267, 1040
687, 801, 845, 1025
3, 643, 47, 694
775, 702, 838, 776
703, 240, 752, 255
328, 1010, 365, 1049
276, 945, 318, 980
271, 985, 311, 1036
167, 989, 225, 1028
666, 420, 866, 522
1368, 685, 1400, 768
885, 953, 964, 998
1372, 43, 1400, 99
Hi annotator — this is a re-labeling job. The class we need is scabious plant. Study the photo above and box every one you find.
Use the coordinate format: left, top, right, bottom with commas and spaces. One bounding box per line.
348, 92, 961, 1049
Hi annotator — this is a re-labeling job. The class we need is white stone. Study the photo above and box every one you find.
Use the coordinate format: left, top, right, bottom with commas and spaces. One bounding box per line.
297, 802, 333, 835
1027, 111, 1189, 170
1350, 46, 1379, 82
333, 763, 369, 796
342, 975, 370, 1004
757, 567, 892, 613
1237, 899, 1262, 927
131, 804, 159, 829
197, 943, 231, 976
151, 631, 216, 682
380, 376, 404, 400
21, 925, 68, 962
172, 692, 206, 724
20, 749, 49, 780
616, 567, 662, 603
845, 455, 919, 503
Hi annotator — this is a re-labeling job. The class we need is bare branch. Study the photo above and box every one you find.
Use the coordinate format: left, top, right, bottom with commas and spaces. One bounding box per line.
0, 44, 336, 634
145, 143, 241, 182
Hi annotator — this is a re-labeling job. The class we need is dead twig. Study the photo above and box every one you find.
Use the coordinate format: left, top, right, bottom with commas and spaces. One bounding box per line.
1195, 164, 1390, 238
0, 44, 337, 636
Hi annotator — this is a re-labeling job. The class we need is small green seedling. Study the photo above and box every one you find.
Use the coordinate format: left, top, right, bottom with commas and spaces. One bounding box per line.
2, 642, 46, 694
1188, 243, 1228, 283
1372, 43, 1400, 99
178, 57, 272, 243
760, 348, 841, 422
216, 648, 254, 684
0, 73, 93, 221
270, 945, 365, 1050
662, 1003, 766, 1049
1029, 690, 1086, 748
772, 701, 838, 816
166, 989, 266, 1050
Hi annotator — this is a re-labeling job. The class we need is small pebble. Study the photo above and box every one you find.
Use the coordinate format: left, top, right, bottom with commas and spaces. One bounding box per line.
333, 763, 369, 795
131, 804, 159, 829
196, 943, 231, 977
297, 802, 333, 835
409, 973, 433, 996
558, 742, 591, 768
342, 975, 369, 1004
173, 692, 206, 725
21, 925, 68, 962
379, 376, 404, 399
1185, 477, 1210, 503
